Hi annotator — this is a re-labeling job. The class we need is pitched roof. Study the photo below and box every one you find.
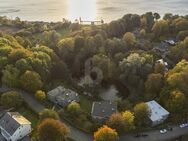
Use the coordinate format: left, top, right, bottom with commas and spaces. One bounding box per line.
48, 86, 79, 103
91, 101, 117, 118
0, 112, 31, 136
146, 100, 169, 122
0, 112, 20, 135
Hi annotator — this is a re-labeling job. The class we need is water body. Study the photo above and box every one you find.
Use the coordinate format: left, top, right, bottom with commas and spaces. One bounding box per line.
0, 0, 187, 22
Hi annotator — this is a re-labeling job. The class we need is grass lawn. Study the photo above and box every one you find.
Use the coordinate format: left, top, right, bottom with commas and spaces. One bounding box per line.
79, 95, 93, 114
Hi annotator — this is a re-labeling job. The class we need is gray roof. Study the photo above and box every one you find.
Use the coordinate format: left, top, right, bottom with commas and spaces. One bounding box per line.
48, 86, 80, 104
0, 133, 6, 141
0, 112, 20, 135
20, 136, 31, 141
91, 101, 117, 118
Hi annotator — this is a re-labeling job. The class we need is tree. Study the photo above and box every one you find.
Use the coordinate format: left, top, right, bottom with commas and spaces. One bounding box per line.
67, 102, 81, 116
94, 125, 118, 141
39, 109, 59, 121
1, 91, 23, 108
38, 119, 69, 141
166, 59, 188, 94
166, 90, 185, 113
2, 65, 20, 87
123, 32, 136, 46
140, 29, 146, 38
35, 90, 46, 101
122, 111, 135, 131
152, 20, 169, 37
154, 13, 161, 21
145, 73, 163, 99
133, 103, 151, 126
107, 113, 125, 133
20, 70, 43, 92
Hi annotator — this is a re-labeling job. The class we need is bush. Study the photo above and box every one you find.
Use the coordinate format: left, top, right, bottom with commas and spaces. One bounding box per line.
35, 90, 46, 101
39, 109, 60, 121
0, 91, 23, 108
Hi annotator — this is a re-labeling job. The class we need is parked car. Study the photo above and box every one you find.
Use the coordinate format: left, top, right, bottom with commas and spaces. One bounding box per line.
141, 134, 149, 137
133, 133, 141, 138
180, 124, 186, 128
160, 129, 167, 134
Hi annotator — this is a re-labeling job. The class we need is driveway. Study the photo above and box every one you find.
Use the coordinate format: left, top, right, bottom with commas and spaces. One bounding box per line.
1, 86, 188, 141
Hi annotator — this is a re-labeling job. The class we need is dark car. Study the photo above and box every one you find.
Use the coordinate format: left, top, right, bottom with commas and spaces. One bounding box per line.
134, 133, 141, 138
167, 127, 173, 131
141, 134, 149, 137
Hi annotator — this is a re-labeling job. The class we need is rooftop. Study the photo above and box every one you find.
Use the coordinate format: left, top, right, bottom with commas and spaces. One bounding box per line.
0, 112, 31, 136
91, 101, 117, 118
146, 100, 169, 122
48, 86, 79, 103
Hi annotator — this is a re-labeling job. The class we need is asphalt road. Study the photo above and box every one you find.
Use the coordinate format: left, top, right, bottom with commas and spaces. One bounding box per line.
1, 86, 188, 141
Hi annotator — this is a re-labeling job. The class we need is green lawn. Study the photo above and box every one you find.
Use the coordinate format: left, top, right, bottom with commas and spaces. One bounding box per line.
79, 95, 93, 114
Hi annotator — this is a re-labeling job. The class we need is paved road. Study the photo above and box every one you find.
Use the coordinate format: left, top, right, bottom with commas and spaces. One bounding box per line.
1, 86, 188, 141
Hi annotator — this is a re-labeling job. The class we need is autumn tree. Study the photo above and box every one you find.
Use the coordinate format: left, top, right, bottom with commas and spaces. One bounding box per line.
107, 113, 125, 133
20, 70, 43, 92
122, 111, 135, 131
35, 90, 46, 101
38, 119, 69, 141
94, 125, 118, 141
123, 32, 136, 47
152, 20, 169, 37
134, 103, 151, 126
39, 109, 59, 121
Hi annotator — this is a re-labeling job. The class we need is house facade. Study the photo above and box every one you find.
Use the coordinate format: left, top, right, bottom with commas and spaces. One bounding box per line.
146, 100, 169, 126
47, 86, 80, 107
91, 101, 117, 122
0, 112, 31, 141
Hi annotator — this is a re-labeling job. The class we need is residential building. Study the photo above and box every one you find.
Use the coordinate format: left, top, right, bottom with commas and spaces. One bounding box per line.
91, 101, 117, 122
156, 59, 168, 72
47, 86, 80, 107
0, 112, 31, 141
146, 100, 169, 126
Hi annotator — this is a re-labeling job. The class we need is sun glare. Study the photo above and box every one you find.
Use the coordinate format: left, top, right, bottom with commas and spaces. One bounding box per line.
68, 0, 96, 21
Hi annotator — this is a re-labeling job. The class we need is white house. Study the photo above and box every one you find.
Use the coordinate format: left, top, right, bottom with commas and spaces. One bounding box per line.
0, 112, 31, 141
146, 100, 169, 126
156, 59, 168, 72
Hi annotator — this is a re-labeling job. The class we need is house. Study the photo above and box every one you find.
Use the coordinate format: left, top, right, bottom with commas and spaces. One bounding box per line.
146, 100, 169, 126
0, 112, 31, 141
156, 59, 168, 72
47, 86, 80, 107
164, 39, 176, 46
91, 101, 117, 122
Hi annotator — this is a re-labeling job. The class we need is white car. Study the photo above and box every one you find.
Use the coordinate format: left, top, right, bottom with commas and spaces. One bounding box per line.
160, 129, 167, 134
184, 123, 188, 127
180, 124, 186, 128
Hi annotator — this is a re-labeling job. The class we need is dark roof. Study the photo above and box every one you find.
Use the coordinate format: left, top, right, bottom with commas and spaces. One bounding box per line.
20, 136, 31, 141
0, 112, 20, 135
91, 101, 117, 118
0, 133, 6, 141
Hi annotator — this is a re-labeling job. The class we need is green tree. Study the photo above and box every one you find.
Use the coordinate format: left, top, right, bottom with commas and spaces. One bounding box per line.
38, 119, 69, 141
39, 109, 59, 121
94, 125, 118, 141
1, 91, 23, 108
145, 73, 163, 99
67, 102, 81, 116
152, 20, 169, 37
133, 103, 151, 126
20, 70, 43, 92
166, 90, 185, 113
2, 65, 20, 87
